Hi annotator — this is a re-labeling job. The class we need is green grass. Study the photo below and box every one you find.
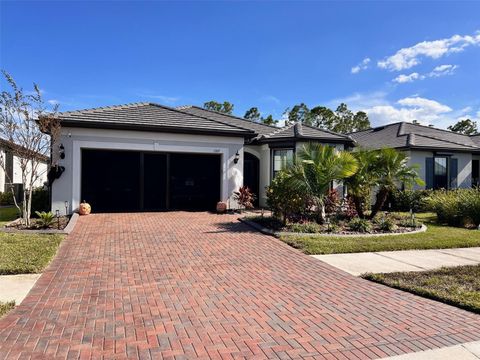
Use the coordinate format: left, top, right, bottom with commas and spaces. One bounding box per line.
280, 213, 480, 254
364, 265, 480, 314
0, 206, 20, 227
0, 232, 63, 275
0, 301, 15, 318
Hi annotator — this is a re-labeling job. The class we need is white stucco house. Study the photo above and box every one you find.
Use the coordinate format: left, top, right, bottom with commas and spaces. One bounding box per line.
47, 103, 354, 214
350, 122, 480, 190
0, 139, 49, 199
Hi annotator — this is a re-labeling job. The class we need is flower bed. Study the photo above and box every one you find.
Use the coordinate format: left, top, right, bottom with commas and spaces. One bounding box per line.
5, 215, 71, 231
246, 213, 423, 236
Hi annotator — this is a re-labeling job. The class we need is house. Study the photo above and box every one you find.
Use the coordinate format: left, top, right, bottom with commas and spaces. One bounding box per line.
350, 122, 480, 190
48, 103, 353, 213
0, 139, 49, 199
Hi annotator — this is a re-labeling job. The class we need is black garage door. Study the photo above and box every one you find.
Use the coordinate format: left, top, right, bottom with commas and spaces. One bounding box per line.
81, 149, 221, 212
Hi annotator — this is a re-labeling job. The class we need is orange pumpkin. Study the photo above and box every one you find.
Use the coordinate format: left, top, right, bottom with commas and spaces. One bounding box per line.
79, 201, 91, 215
216, 201, 227, 214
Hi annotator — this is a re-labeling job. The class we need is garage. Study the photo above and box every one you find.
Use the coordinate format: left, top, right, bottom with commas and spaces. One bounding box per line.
81, 149, 221, 212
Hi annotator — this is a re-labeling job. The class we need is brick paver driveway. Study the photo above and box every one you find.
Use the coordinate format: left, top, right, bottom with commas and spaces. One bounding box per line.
1, 212, 480, 359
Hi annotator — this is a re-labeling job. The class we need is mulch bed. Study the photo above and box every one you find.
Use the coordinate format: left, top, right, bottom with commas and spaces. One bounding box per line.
5, 216, 71, 231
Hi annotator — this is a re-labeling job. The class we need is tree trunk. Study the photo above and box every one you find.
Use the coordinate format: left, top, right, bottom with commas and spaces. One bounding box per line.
315, 198, 326, 224
353, 195, 365, 218
370, 187, 389, 219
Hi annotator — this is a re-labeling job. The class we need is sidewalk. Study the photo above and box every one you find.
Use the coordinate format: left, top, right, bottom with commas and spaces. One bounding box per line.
0, 274, 40, 303
312, 247, 480, 275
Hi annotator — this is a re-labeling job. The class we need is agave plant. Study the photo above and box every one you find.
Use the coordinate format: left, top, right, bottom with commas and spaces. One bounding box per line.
286, 143, 358, 223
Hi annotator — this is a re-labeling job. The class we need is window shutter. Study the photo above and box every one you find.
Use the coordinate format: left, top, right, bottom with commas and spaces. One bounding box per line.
449, 158, 458, 189
425, 158, 434, 189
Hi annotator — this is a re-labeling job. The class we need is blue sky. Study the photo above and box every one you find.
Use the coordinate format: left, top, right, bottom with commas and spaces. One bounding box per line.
1, 1, 480, 128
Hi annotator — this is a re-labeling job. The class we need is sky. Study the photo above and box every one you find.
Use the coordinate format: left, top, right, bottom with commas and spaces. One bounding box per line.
1, 1, 480, 129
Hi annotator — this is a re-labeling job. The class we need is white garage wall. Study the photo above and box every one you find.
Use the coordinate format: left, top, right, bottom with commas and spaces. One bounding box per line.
52, 127, 244, 214
0, 150, 5, 192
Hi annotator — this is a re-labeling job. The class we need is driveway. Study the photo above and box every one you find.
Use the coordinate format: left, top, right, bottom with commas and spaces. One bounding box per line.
1, 212, 480, 359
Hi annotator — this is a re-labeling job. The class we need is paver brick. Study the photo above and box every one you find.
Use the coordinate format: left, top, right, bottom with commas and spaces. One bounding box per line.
1, 212, 480, 359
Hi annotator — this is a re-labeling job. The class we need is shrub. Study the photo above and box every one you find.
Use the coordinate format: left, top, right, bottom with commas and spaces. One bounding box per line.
266, 171, 310, 224
348, 217, 372, 233
426, 188, 480, 227
0, 192, 15, 206
324, 189, 340, 215
233, 186, 256, 210
288, 222, 322, 233
390, 189, 432, 212
374, 214, 398, 232
31, 188, 50, 216
35, 211, 55, 228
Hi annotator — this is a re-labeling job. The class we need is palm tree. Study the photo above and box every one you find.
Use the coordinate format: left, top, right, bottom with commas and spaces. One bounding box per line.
344, 148, 380, 218
286, 143, 358, 223
369, 148, 424, 219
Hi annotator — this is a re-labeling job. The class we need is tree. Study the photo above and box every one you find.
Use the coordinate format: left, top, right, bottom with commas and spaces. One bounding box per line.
285, 103, 311, 125
244, 107, 261, 122
0, 71, 61, 226
203, 100, 234, 114
369, 148, 424, 219
261, 114, 278, 126
310, 106, 336, 129
332, 103, 370, 133
448, 119, 478, 135
286, 143, 358, 223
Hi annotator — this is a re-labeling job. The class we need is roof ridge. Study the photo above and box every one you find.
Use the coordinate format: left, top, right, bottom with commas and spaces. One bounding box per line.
183, 105, 279, 129
301, 122, 351, 139
262, 122, 296, 138
404, 121, 473, 138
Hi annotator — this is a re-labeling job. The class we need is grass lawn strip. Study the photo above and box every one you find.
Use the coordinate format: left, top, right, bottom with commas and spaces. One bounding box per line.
0, 232, 63, 275
363, 264, 480, 314
280, 213, 480, 254
0, 206, 20, 227
0, 301, 15, 318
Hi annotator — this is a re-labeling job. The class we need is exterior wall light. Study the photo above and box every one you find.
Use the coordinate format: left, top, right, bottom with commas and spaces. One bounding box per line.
59, 144, 65, 159
233, 151, 240, 164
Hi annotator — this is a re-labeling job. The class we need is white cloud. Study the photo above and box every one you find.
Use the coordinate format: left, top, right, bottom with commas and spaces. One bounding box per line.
364, 96, 453, 127
428, 64, 458, 77
392, 64, 459, 84
378, 32, 480, 71
327, 91, 389, 109
351, 57, 371, 74
393, 72, 421, 83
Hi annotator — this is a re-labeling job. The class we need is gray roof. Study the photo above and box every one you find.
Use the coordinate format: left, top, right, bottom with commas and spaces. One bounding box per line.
177, 105, 278, 137
52, 102, 352, 144
258, 122, 353, 143
350, 122, 480, 152
51, 103, 255, 137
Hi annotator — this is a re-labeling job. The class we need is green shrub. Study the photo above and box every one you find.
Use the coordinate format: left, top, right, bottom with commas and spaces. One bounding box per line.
348, 217, 372, 233
266, 171, 310, 224
35, 211, 55, 228
426, 188, 480, 227
375, 215, 398, 232
0, 192, 15, 206
31, 188, 50, 216
288, 222, 322, 233
391, 189, 432, 212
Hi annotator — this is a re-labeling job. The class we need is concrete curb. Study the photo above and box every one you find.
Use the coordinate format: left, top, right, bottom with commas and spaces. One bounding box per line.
239, 218, 427, 238
1, 213, 79, 235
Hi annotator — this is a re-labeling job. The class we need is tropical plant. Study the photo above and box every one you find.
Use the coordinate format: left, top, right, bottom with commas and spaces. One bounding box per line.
369, 148, 424, 219
35, 211, 55, 228
348, 217, 372, 233
345, 148, 380, 218
286, 143, 358, 223
233, 186, 256, 210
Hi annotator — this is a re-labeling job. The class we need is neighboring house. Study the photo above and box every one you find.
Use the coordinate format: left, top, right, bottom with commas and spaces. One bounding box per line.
350, 122, 480, 190
0, 138, 49, 196
49, 103, 353, 213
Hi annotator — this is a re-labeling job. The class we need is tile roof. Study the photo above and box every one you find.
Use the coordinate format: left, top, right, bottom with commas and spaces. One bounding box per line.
52, 103, 255, 137
350, 122, 480, 152
258, 122, 353, 143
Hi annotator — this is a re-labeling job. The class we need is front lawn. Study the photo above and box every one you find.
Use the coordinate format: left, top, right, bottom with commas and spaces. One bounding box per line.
0, 301, 15, 318
280, 213, 480, 254
364, 265, 480, 313
0, 232, 63, 275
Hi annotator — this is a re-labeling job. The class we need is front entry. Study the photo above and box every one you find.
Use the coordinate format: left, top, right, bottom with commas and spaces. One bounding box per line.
81, 149, 221, 212
243, 152, 260, 207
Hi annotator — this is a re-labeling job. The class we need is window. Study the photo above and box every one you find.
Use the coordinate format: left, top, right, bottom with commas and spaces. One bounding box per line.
433, 157, 448, 189
272, 149, 294, 177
